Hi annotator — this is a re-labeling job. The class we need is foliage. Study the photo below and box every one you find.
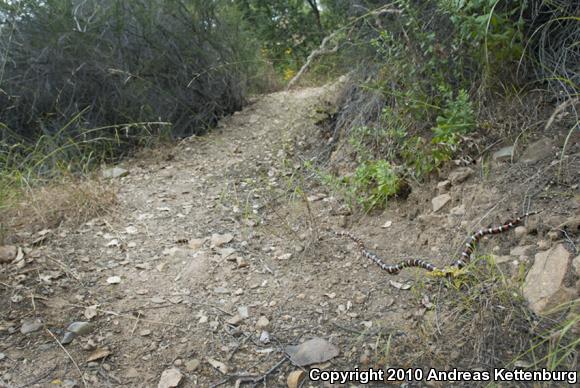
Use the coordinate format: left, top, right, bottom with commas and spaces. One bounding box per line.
237, 0, 346, 77
322, 157, 402, 211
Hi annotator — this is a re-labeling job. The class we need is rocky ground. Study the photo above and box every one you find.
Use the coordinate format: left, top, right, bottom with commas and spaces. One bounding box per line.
0, 80, 579, 388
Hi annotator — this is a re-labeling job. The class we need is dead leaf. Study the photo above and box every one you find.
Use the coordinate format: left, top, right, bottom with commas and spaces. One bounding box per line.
84, 305, 99, 320
86, 348, 111, 362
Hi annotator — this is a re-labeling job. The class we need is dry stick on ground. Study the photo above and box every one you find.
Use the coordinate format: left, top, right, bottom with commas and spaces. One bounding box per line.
45, 328, 88, 388
64, 303, 181, 327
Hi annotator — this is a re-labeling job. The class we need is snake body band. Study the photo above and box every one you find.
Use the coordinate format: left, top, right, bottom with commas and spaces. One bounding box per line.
336, 212, 538, 275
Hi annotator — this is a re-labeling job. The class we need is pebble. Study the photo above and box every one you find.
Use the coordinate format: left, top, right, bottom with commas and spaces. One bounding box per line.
437, 180, 451, 193
259, 331, 271, 344
236, 257, 248, 268
537, 240, 551, 250
255, 316, 270, 329
514, 226, 527, 239
20, 320, 43, 335
238, 306, 249, 319
226, 315, 243, 326
185, 359, 200, 372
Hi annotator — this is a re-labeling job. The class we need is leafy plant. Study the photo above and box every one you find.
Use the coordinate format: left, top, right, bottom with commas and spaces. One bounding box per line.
431, 88, 476, 163
351, 160, 402, 210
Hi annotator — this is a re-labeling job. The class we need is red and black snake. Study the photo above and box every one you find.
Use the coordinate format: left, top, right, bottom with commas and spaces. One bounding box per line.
335, 212, 537, 275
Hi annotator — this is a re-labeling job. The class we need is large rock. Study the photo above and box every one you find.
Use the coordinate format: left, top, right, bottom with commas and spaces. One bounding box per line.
523, 244, 571, 314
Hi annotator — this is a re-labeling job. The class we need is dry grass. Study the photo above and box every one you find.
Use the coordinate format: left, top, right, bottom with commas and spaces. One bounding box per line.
0, 178, 117, 244
379, 257, 577, 378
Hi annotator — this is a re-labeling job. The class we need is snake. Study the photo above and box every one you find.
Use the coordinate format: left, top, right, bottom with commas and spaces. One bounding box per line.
335, 212, 538, 275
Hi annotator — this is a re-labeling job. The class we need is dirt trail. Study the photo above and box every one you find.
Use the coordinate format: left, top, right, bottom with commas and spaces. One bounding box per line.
2, 81, 579, 388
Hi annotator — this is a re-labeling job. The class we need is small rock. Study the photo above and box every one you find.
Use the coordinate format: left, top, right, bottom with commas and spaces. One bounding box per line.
188, 238, 206, 250
140, 329, 151, 336
277, 253, 292, 261
20, 320, 43, 334
62, 379, 78, 388
432, 194, 451, 213
211, 233, 234, 247
448, 167, 473, 185
259, 331, 270, 344
547, 230, 561, 241
238, 306, 249, 319
353, 291, 366, 304
492, 146, 514, 162
102, 167, 129, 179
436, 180, 451, 193
157, 368, 182, 388
537, 240, 551, 250
493, 255, 513, 264
510, 245, 535, 256
521, 138, 553, 164
61, 332, 77, 344
381, 220, 392, 228
220, 248, 236, 258
256, 316, 270, 329
106, 276, 121, 284
66, 321, 93, 336
226, 315, 243, 326
558, 215, 580, 233
207, 358, 228, 374
185, 359, 200, 372
214, 287, 229, 295
572, 255, 580, 277
236, 257, 248, 268
514, 226, 527, 239
0, 245, 17, 264
450, 205, 466, 216
287, 370, 306, 388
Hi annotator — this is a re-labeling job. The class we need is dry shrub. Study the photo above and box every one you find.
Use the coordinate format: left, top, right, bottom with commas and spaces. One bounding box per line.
0, 179, 117, 244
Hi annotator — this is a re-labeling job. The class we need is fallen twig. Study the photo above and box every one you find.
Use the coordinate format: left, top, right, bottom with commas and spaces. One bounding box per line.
45, 328, 88, 388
